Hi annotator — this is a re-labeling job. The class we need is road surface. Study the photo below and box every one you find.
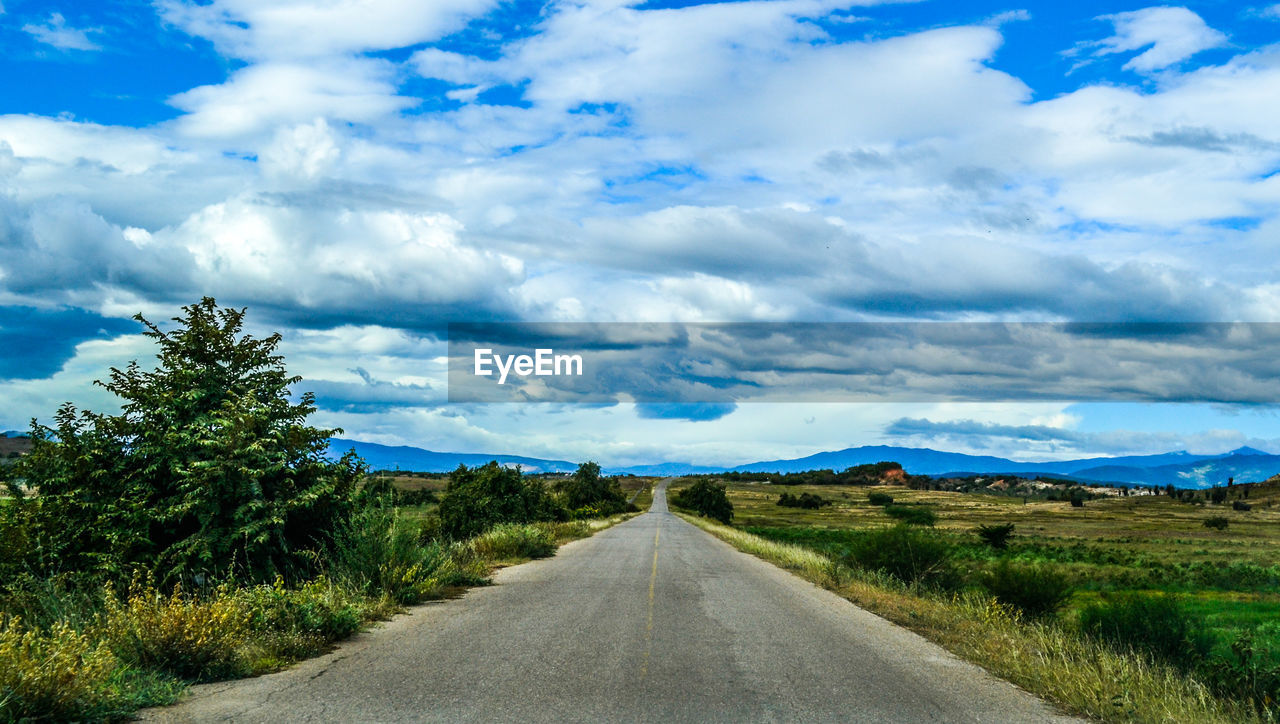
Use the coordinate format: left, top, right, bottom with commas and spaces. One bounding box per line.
142, 479, 1076, 722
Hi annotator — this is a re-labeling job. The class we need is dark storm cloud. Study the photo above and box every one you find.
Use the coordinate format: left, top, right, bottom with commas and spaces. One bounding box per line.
634, 403, 737, 422
0, 305, 139, 379
0, 196, 194, 300
448, 322, 1280, 404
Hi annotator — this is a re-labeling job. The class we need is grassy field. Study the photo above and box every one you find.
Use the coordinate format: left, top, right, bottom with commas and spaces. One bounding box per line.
673, 476, 1280, 721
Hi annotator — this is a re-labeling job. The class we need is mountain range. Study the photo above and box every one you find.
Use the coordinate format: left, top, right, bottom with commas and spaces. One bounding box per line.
328, 439, 1280, 489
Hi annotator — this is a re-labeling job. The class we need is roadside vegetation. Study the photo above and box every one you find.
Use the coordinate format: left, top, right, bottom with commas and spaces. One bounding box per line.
0, 299, 639, 721
672, 472, 1280, 722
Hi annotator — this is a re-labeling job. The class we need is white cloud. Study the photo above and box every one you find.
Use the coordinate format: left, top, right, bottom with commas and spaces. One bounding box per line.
164, 196, 525, 320
260, 119, 341, 180
169, 60, 415, 139
21, 12, 102, 51
1090, 6, 1227, 73
157, 0, 497, 60
8, 1, 1280, 459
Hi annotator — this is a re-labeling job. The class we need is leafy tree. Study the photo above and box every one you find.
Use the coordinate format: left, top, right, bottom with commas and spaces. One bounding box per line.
553, 461, 629, 516
437, 462, 565, 539
671, 480, 733, 524
1, 298, 365, 585
777, 492, 829, 509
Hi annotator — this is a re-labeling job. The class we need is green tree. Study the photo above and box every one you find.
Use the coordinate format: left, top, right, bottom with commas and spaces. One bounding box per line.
2, 298, 365, 585
553, 461, 628, 516
671, 480, 733, 524
437, 462, 565, 539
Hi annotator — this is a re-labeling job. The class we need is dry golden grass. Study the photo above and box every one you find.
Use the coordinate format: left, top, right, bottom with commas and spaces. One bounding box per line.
0, 617, 119, 720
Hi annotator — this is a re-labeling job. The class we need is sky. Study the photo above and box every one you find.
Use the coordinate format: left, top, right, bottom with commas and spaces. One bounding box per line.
3, 0, 1280, 467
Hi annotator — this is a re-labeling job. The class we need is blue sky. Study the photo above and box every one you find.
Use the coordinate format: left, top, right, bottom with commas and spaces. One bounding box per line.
3, 0, 1280, 466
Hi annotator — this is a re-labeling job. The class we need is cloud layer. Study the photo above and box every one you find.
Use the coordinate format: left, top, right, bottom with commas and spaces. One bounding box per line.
4, 1, 1280, 461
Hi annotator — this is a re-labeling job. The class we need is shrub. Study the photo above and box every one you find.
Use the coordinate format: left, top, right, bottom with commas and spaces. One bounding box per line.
670, 480, 734, 524
1079, 593, 1212, 669
470, 523, 557, 560
1232, 500, 1252, 512
884, 505, 936, 526
438, 462, 566, 539
97, 581, 252, 681
843, 524, 954, 587
553, 462, 629, 517
233, 577, 369, 667
328, 499, 468, 604
980, 560, 1074, 619
975, 523, 1015, 550
777, 492, 830, 509
0, 617, 120, 720
1204, 516, 1229, 530
359, 478, 436, 507
867, 492, 894, 506
1201, 629, 1280, 718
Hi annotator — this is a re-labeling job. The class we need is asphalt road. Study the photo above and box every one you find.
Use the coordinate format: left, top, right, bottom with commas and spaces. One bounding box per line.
142, 479, 1077, 723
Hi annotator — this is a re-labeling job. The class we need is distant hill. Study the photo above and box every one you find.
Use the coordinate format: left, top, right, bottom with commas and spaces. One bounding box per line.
325, 438, 1280, 488
1069, 451, 1280, 488
728, 445, 1278, 488
0, 433, 31, 460
326, 439, 578, 474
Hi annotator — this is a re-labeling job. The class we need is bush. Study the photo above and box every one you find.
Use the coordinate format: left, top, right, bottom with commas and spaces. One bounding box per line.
1079, 593, 1212, 669
671, 480, 734, 524
975, 523, 1015, 550
1201, 629, 1280, 718
97, 581, 252, 681
553, 462, 629, 518
884, 505, 936, 526
1232, 500, 1252, 512
1204, 516, 1229, 530
360, 478, 437, 507
0, 617, 120, 721
437, 462, 566, 539
843, 524, 954, 587
777, 492, 830, 509
328, 499, 475, 604
470, 523, 557, 560
980, 560, 1074, 619
232, 577, 369, 667
867, 492, 894, 506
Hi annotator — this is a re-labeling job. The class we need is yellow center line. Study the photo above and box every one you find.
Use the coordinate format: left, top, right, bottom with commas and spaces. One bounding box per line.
640, 526, 660, 679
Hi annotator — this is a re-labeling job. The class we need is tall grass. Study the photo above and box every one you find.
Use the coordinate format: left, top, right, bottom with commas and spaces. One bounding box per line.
0, 617, 119, 720
469, 523, 557, 560
679, 513, 1256, 723
1, 506, 636, 720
